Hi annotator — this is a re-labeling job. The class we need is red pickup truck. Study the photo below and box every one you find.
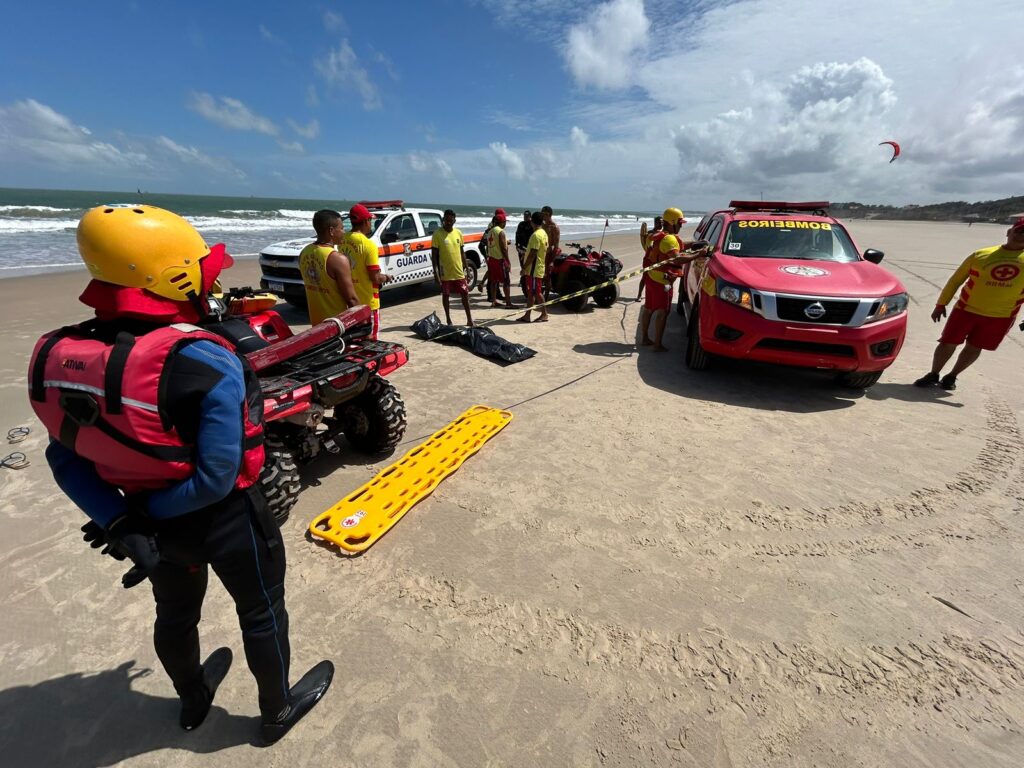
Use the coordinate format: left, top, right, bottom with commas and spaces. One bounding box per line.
679, 201, 908, 388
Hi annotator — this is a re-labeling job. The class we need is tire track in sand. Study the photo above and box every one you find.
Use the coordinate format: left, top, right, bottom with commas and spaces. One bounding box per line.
391, 573, 1024, 725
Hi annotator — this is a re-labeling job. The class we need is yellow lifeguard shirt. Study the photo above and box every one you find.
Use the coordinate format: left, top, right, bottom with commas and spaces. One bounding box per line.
299, 243, 349, 324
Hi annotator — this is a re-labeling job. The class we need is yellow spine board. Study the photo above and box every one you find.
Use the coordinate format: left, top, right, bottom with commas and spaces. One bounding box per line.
308, 405, 513, 554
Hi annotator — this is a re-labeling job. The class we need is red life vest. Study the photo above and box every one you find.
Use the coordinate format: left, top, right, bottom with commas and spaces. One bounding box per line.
644, 231, 682, 285
28, 321, 264, 494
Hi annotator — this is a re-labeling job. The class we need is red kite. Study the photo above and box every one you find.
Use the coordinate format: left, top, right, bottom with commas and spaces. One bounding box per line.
879, 140, 900, 163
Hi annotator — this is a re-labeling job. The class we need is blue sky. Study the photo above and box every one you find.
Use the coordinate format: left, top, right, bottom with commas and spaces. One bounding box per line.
1, 0, 1022, 211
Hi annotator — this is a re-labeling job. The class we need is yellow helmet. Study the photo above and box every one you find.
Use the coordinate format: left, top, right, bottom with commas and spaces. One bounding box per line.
77, 205, 211, 300
662, 207, 685, 226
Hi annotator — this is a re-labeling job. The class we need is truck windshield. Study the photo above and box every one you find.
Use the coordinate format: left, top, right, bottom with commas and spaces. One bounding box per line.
341, 213, 386, 238
722, 221, 859, 262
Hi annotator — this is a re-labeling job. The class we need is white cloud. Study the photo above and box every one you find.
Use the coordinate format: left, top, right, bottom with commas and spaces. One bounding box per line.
565, 0, 649, 90
0, 99, 149, 170
278, 140, 305, 153
315, 41, 382, 111
306, 85, 320, 108
324, 10, 346, 32
287, 118, 320, 139
409, 152, 454, 180
156, 135, 246, 178
570, 125, 589, 148
486, 110, 536, 132
320, 171, 338, 184
489, 142, 527, 179
187, 92, 278, 136
259, 24, 282, 45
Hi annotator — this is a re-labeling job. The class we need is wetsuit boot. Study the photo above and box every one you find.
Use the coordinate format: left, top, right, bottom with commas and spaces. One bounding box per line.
259, 660, 335, 746
180, 646, 233, 731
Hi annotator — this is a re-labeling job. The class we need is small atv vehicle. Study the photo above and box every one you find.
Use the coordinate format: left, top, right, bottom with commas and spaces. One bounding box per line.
205, 287, 409, 521
548, 242, 623, 312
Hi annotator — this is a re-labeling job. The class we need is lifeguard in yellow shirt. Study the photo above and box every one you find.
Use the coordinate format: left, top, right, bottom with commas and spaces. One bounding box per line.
915, 218, 1024, 391
342, 203, 391, 339
299, 209, 359, 325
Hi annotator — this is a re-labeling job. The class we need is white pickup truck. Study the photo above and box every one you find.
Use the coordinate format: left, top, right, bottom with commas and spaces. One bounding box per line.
258, 200, 486, 306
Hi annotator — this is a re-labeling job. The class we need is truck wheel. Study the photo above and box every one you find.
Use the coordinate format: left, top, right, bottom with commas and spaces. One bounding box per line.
593, 284, 618, 308
343, 375, 408, 454
685, 307, 710, 370
464, 259, 480, 293
837, 370, 883, 389
562, 280, 588, 312
260, 438, 301, 524
676, 287, 690, 316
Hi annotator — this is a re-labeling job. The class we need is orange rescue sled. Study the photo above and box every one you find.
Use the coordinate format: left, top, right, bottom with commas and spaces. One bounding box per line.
309, 405, 512, 554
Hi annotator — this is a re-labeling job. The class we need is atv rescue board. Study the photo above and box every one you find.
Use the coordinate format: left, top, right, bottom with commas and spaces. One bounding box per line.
309, 405, 512, 554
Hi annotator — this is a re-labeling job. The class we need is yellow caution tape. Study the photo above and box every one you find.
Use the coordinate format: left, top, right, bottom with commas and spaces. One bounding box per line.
309, 405, 513, 554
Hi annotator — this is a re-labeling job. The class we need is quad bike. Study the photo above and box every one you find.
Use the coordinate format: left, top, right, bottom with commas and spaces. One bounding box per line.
204, 287, 409, 522
546, 243, 623, 312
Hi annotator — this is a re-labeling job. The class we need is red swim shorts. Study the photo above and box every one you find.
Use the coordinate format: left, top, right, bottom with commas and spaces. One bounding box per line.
939, 307, 1015, 351
522, 276, 544, 297
487, 258, 509, 282
441, 278, 468, 296
643, 276, 673, 313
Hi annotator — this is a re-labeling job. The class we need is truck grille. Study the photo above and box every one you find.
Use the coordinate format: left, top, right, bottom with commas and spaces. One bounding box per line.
755, 338, 856, 357
261, 264, 300, 279
775, 297, 858, 324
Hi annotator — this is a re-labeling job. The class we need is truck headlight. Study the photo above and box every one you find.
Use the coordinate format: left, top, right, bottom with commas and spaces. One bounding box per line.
865, 293, 909, 323
717, 280, 754, 311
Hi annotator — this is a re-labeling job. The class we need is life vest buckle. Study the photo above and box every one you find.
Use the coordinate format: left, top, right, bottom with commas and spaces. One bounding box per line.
58, 391, 101, 427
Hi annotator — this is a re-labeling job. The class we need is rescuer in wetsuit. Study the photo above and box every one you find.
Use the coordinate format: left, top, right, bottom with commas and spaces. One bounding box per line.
29, 205, 333, 746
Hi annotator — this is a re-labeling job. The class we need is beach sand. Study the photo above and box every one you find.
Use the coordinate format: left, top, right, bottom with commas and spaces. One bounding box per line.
1, 221, 1022, 766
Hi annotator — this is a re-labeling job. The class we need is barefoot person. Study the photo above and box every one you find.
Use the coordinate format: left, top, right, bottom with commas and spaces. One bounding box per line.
914, 218, 1024, 391
30, 206, 333, 746
487, 208, 514, 309
518, 211, 549, 323
638, 207, 704, 351
637, 215, 663, 301
541, 205, 560, 296
343, 203, 392, 339
299, 209, 360, 323
431, 209, 474, 327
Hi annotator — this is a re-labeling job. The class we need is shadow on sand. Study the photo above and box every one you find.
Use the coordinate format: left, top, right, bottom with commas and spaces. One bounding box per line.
0, 662, 256, 767
574, 313, 961, 413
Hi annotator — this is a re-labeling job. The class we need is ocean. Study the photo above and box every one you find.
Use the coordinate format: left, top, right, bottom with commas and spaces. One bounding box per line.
0, 188, 671, 278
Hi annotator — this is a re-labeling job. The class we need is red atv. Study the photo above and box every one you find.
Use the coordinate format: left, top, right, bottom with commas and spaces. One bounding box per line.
204, 287, 409, 521
547, 242, 623, 312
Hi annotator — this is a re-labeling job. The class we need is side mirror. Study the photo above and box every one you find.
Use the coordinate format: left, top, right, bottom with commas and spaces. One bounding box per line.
381, 233, 398, 244
863, 248, 884, 264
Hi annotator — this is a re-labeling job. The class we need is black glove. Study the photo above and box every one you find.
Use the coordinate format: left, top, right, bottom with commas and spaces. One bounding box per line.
105, 515, 161, 586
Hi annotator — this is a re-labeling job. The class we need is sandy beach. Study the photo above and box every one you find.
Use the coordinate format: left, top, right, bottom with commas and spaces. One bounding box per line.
1, 220, 1023, 767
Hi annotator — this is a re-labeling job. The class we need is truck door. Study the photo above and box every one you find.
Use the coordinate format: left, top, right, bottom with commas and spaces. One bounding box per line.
379, 213, 419, 284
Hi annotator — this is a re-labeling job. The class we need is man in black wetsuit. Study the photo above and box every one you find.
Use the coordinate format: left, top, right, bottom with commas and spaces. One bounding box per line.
29, 205, 333, 746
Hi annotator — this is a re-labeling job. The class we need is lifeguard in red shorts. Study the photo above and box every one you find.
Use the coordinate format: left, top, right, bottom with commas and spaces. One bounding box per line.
431, 208, 474, 327
638, 207, 705, 351
915, 218, 1024, 391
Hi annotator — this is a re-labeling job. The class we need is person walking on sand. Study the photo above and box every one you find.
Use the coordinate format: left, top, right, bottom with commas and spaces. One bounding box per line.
637, 215, 663, 301
431, 209, 474, 327
638, 207, 705, 351
541, 205, 560, 295
29, 206, 333, 746
515, 210, 533, 265
343, 203, 391, 339
299, 209, 360, 324
478, 215, 496, 294
487, 208, 514, 309
518, 211, 549, 323
914, 218, 1024, 391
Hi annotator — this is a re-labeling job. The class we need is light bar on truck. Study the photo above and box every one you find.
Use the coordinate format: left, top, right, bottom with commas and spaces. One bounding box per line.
359, 200, 405, 210
729, 201, 830, 212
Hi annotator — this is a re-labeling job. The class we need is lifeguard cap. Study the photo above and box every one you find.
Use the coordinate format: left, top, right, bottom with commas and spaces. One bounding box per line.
77, 205, 216, 301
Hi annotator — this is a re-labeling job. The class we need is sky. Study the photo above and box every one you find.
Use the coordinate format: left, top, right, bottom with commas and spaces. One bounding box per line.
1, 0, 1021, 212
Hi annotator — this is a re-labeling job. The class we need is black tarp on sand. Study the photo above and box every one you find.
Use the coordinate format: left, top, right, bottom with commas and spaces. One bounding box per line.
411, 312, 536, 364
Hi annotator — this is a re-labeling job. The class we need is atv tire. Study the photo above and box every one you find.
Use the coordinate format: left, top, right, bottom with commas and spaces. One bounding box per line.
685, 305, 710, 370
343, 374, 408, 455
260, 439, 301, 524
836, 370, 883, 389
593, 283, 618, 308
561, 279, 588, 312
